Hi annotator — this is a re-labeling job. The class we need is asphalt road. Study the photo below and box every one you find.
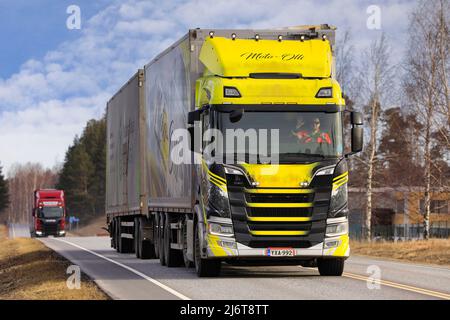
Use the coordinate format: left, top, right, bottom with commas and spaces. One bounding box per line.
8, 223, 31, 238
40, 236, 450, 300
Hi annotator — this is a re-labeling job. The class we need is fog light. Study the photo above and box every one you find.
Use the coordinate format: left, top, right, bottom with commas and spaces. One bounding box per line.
324, 239, 341, 248
217, 240, 237, 249
36, 231, 43, 235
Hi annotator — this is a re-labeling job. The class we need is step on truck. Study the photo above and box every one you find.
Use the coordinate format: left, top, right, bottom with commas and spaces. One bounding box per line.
106, 25, 363, 277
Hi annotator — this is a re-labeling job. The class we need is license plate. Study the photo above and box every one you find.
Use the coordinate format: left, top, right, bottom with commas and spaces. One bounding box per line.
266, 248, 295, 257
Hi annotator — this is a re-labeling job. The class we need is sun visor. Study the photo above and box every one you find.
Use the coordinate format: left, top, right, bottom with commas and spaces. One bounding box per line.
199, 37, 332, 78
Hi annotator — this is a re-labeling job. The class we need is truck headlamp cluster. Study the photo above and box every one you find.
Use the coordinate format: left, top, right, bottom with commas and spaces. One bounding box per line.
326, 221, 348, 237
330, 182, 348, 214
209, 222, 234, 237
224, 86, 241, 98
315, 165, 335, 176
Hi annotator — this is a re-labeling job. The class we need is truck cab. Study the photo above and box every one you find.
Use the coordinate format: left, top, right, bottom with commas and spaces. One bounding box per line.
32, 189, 66, 237
187, 29, 363, 276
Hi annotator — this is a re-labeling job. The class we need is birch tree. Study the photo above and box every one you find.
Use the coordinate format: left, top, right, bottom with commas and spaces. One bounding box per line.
404, 0, 449, 239
358, 33, 395, 241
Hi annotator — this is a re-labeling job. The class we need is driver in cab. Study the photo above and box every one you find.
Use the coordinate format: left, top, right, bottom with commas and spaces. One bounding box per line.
292, 117, 331, 145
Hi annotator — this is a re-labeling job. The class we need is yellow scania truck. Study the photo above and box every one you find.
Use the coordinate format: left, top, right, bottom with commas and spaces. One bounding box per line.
106, 25, 363, 277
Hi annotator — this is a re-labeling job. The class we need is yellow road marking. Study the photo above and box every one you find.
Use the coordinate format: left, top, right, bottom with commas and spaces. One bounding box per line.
342, 272, 450, 300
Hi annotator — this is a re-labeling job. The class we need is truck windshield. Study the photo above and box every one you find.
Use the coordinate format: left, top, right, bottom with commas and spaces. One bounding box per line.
216, 110, 343, 163
39, 207, 64, 218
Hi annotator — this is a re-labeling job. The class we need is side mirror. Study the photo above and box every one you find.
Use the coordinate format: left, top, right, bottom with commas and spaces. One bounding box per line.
350, 111, 363, 153
351, 111, 363, 125
230, 109, 244, 123
187, 124, 202, 153
351, 125, 363, 153
188, 109, 202, 125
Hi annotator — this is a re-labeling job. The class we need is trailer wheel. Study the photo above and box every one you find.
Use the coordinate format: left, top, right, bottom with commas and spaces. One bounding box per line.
138, 217, 156, 259
194, 222, 221, 277
134, 218, 141, 258
164, 213, 183, 267
158, 213, 166, 266
153, 213, 160, 259
117, 217, 133, 253
114, 218, 120, 251
317, 258, 345, 276
111, 220, 116, 249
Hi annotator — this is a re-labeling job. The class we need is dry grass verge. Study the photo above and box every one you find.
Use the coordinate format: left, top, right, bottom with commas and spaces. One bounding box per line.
351, 239, 450, 266
67, 216, 108, 237
0, 225, 108, 300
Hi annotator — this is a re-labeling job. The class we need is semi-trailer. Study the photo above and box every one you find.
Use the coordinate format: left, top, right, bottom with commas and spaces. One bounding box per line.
106, 25, 363, 277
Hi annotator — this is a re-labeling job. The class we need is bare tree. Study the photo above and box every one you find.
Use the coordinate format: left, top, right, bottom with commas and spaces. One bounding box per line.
404, 0, 449, 239
358, 33, 395, 241
335, 29, 355, 98
2, 163, 58, 224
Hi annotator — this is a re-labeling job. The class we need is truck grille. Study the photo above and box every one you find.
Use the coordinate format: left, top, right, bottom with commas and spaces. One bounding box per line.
247, 207, 312, 217
229, 187, 329, 248
42, 224, 58, 235
245, 193, 313, 203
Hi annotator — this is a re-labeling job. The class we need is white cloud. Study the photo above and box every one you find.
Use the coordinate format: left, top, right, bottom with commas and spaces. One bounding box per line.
0, 0, 416, 172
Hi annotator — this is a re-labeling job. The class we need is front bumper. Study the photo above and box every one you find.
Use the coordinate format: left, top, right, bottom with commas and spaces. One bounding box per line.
205, 232, 349, 260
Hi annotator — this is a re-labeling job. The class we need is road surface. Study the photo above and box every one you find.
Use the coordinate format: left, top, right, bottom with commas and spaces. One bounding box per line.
41, 236, 450, 300
8, 223, 31, 238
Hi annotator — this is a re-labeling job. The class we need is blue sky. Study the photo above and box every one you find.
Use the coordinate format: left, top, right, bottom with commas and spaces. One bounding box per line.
0, 0, 111, 78
0, 0, 416, 174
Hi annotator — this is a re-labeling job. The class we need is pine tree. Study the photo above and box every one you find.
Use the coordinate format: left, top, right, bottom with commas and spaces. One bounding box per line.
57, 116, 106, 223
0, 164, 9, 214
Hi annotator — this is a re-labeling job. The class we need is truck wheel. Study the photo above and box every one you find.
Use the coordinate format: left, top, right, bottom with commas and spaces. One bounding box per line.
158, 213, 166, 266
111, 221, 116, 249
118, 218, 133, 253
182, 220, 194, 268
153, 214, 160, 259
317, 258, 345, 276
139, 217, 156, 259
194, 222, 221, 277
134, 218, 141, 258
164, 213, 183, 267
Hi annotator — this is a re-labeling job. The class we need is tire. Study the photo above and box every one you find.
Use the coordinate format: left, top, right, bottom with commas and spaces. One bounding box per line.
164, 213, 183, 267
135, 218, 141, 259
158, 213, 166, 266
194, 222, 221, 277
317, 258, 345, 276
154, 214, 160, 259
182, 219, 194, 268
111, 221, 116, 249
117, 217, 133, 253
139, 217, 156, 259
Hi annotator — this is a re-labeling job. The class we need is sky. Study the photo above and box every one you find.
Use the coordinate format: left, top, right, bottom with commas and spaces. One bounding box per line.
0, 0, 417, 175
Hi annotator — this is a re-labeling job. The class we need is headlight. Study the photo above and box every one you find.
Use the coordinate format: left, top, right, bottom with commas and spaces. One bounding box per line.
209, 222, 234, 236
329, 182, 347, 214
208, 183, 231, 218
326, 221, 348, 237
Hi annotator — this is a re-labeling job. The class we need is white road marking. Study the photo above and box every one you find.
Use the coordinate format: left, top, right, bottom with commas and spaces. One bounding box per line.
51, 238, 191, 300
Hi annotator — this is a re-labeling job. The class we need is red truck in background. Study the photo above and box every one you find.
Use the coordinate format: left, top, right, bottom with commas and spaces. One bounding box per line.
31, 189, 66, 237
